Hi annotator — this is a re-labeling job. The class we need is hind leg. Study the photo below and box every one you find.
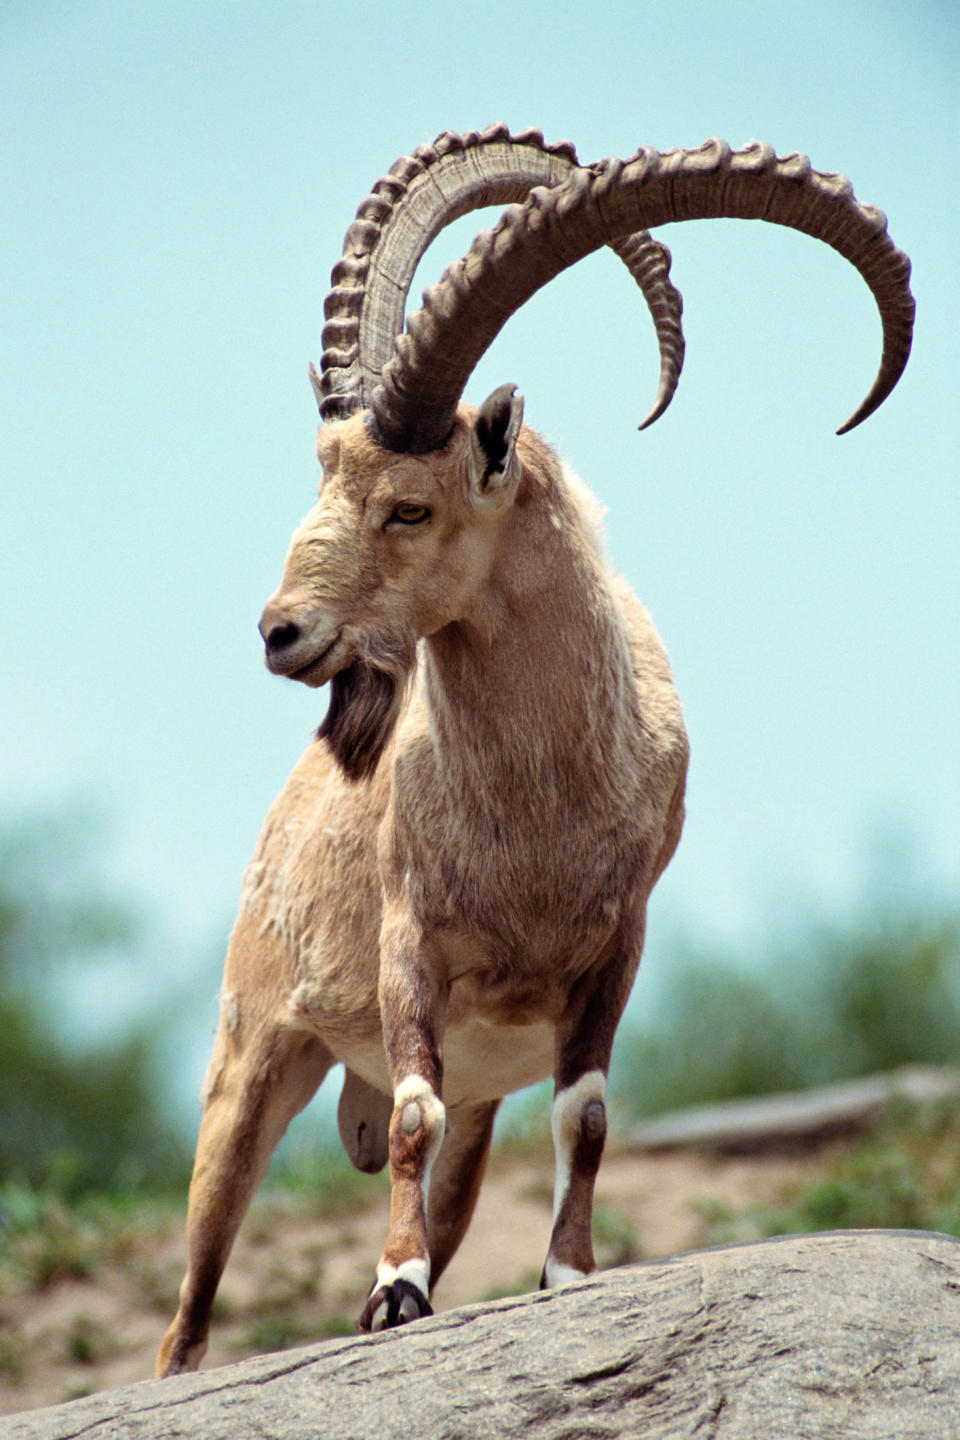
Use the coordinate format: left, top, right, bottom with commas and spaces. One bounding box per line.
427, 1099, 500, 1291
542, 920, 645, 1289
156, 1009, 333, 1376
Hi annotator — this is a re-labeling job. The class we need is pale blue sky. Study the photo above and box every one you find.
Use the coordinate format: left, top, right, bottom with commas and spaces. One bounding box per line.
2, 2, 957, 1089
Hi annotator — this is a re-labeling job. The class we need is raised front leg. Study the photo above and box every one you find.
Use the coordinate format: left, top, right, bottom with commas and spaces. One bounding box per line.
542, 925, 643, 1289
358, 910, 447, 1332
426, 1099, 499, 1290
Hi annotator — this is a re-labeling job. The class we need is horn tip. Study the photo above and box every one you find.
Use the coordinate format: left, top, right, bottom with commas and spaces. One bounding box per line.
835, 397, 876, 435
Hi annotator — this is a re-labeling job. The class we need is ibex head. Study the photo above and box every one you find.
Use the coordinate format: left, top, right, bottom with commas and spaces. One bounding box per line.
259, 127, 914, 780
260, 382, 525, 780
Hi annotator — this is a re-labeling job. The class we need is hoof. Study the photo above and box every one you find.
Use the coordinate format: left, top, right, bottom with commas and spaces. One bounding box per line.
359, 1277, 433, 1333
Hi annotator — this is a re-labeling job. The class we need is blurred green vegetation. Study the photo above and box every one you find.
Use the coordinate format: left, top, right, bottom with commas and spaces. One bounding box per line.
261, 1128, 390, 1218
0, 812, 190, 1203
609, 904, 960, 1121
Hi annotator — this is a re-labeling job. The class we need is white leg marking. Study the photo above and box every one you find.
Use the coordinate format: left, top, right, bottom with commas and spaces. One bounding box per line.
393, 1073, 446, 1203
368, 1258, 432, 1331
367, 1074, 446, 1329
550, 1070, 606, 1222
542, 1256, 591, 1288
372, 1256, 431, 1299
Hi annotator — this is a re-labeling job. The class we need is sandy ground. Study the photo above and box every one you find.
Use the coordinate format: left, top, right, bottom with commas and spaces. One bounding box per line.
0, 1138, 822, 1419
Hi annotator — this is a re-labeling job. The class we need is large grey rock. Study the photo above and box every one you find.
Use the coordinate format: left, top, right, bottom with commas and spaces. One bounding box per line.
630, 1064, 960, 1152
3, 1231, 958, 1439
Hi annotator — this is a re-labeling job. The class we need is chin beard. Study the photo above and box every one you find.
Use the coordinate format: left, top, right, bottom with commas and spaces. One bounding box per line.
318, 631, 416, 782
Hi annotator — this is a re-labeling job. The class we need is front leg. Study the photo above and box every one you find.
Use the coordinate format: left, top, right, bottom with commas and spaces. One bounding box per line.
359, 911, 447, 1332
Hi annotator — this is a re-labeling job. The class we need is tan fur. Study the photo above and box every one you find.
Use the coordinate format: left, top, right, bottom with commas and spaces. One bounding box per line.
157, 397, 688, 1373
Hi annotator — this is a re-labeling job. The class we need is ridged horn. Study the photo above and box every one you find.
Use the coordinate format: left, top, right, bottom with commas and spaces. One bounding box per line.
370, 138, 914, 453
314, 124, 684, 439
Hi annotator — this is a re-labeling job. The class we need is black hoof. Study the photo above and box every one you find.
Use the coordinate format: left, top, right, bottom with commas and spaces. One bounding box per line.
359, 1278, 433, 1333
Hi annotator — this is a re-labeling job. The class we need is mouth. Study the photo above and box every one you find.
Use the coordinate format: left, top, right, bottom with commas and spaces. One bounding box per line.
288, 634, 346, 687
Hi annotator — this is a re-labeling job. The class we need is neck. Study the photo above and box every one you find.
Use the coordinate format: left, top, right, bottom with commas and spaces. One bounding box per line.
422, 496, 638, 815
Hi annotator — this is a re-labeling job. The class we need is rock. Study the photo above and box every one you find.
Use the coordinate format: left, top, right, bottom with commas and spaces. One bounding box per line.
629, 1064, 960, 1152
2, 1230, 958, 1439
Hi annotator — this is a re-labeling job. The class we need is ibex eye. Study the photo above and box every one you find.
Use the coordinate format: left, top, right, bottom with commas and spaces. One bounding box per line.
391, 503, 431, 526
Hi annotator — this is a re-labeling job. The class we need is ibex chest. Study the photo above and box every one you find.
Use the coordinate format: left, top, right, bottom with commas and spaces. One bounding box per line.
384, 761, 652, 987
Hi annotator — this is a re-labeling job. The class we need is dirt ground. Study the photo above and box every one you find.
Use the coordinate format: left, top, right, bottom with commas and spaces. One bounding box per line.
0, 1138, 825, 1419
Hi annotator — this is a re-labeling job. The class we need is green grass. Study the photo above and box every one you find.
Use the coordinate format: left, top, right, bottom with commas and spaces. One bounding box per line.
693, 1100, 960, 1249
64, 1314, 119, 1366
0, 1181, 179, 1293
234, 1311, 316, 1354
0, 1334, 26, 1385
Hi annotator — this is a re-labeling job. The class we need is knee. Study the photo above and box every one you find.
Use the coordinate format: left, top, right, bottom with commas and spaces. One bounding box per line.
582, 1097, 607, 1144
552, 1071, 607, 1175
389, 1075, 446, 1179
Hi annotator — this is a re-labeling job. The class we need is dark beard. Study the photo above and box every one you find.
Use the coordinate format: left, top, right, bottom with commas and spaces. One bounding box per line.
318, 634, 415, 782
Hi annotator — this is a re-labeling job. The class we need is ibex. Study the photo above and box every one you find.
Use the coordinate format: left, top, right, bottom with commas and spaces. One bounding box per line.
157, 127, 913, 1374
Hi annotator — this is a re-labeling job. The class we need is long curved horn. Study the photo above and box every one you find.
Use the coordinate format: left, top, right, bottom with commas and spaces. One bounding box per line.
315, 124, 684, 434
371, 139, 914, 453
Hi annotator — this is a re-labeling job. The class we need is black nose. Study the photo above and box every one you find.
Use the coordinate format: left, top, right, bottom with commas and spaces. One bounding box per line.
263, 620, 300, 654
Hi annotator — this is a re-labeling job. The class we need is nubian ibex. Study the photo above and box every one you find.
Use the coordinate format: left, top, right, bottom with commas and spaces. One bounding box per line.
158, 127, 913, 1374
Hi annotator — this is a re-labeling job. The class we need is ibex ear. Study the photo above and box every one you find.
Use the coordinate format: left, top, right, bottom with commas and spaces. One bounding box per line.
308, 362, 324, 412
468, 384, 524, 511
